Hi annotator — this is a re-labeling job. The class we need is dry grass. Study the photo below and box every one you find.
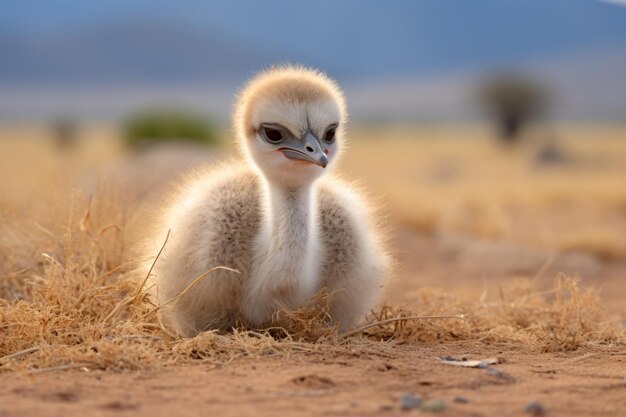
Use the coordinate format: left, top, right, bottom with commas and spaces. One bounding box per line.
0, 185, 622, 373
368, 276, 621, 352
343, 124, 626, 258
0, 123, 624, 374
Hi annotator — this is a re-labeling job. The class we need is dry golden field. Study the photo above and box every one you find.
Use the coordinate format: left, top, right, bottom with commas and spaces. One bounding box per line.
0, 123, 624, 417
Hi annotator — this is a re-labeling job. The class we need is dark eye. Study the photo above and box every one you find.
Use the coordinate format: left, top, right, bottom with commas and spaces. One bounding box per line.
262, 126, 284, 143
323, 127, 336, 144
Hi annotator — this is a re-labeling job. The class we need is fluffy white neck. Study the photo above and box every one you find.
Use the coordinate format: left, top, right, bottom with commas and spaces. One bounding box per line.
262, 179, 319, 291
243, 176, 321, 324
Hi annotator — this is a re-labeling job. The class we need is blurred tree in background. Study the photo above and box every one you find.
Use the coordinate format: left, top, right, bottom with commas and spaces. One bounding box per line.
124, 108, 218, 149
478, 74, 548, 144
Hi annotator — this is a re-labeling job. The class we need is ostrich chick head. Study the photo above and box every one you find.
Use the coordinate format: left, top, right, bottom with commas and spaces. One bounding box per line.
234, 66, 347, 187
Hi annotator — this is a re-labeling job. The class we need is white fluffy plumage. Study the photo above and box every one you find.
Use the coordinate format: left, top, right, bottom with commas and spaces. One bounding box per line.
140, 66, 390, 337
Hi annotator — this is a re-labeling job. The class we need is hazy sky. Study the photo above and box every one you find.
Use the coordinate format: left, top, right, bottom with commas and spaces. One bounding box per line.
3, 0, 626, 36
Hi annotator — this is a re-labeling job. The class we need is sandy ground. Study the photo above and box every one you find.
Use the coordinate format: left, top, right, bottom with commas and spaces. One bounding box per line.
2, 344, 624, 417
1, 229, 624, 417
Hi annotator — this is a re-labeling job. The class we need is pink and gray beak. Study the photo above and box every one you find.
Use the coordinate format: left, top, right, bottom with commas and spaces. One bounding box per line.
278, 132, 328, 168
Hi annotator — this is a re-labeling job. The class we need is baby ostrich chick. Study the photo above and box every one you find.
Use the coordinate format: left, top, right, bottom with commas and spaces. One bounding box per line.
144, 66, 390, 337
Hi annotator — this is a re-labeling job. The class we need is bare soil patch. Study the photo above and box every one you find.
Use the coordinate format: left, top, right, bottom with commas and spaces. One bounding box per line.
1, 341, 624, 416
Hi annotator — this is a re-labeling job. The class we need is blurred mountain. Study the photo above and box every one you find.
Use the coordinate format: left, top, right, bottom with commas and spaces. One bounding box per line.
0, 20, 274, 86
2, 0, 626, 84
195, 0, 626, 79
0, 0, 625, 120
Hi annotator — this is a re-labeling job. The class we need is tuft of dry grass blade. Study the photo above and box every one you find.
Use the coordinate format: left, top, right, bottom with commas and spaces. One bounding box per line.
268, 289, 339, 342
362, 276, 622, 352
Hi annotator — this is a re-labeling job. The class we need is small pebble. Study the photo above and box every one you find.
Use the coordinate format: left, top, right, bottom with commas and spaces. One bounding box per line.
453, 396, 469, 404
421, 399, 446, 412
484, 367, 516, 382
400, 393, 421, 411
485, 367, 503, 377
524, 401, 547, 416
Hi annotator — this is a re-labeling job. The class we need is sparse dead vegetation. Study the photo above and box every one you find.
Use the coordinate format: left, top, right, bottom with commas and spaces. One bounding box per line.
0, 124, 624, 376
344, 125, 626, 261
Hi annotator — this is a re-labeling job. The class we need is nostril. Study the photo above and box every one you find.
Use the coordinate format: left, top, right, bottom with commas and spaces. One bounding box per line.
305, 146, 314, 153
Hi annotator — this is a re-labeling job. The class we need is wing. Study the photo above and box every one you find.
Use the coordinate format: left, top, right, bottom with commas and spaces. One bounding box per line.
316, 177, 390, 329
148, 163, 261, 297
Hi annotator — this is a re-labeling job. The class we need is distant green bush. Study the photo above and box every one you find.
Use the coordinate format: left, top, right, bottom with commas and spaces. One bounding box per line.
124, 108, 218, 148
